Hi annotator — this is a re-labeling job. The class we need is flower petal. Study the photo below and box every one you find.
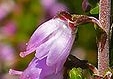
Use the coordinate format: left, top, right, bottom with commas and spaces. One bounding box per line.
20, 18, 63, 57
54, 59, 65, 73
19, 57, 63, 79
47, 29, 75, 66
35, 28, 64, 60
9, 69, 23, 75
19, 57, 42, 79
36, 58, 56, 79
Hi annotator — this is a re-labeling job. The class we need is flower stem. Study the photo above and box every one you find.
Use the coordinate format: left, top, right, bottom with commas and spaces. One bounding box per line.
98, 0, 111, 76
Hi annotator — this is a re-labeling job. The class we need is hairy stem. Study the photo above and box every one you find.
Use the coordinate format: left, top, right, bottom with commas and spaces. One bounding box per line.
98, 0, 111, 76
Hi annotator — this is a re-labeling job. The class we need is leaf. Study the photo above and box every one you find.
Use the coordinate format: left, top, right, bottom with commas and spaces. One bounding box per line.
69, 68, 83, 79
90, 4, 99, 14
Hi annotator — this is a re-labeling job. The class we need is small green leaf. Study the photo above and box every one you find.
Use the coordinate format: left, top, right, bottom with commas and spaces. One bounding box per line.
69, 68, 83, 79
90, 4, 99, 14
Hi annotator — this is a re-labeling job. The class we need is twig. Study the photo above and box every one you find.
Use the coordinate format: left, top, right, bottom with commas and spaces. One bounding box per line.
98, 0, 111, 76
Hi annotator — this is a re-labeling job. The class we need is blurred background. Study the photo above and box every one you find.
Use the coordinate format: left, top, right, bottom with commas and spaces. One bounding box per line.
0, 0, 112, 79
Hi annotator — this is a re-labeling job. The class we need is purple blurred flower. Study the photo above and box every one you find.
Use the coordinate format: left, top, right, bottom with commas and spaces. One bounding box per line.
0, 43, 15, 65
41, 0, 67, 17
41, 0, 56, 9
1, 21, 16, 37
9, 12, 76, 79
0, 0, 15, 20
49, 3, 67, 17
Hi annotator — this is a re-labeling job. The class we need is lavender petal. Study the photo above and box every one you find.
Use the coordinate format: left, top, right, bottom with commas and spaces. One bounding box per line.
20, 18, 61, 57
47, 29, 75, 66
35, 28, 63, 60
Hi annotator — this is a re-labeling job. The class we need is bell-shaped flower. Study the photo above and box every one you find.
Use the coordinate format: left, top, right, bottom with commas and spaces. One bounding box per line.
20, 12, 76, 66
9, 12, 76, 79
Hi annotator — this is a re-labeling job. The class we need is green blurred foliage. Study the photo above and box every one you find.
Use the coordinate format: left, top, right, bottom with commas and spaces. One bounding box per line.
12, 0, 44, 69
90, 4, 99, 14
13, 0, 43, 42
88, 0, 98, 7
69, 68, 84, 79
60, 0, 83, 14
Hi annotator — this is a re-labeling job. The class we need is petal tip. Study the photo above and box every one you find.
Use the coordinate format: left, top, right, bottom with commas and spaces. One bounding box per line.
9, 69, 13, 75
9, 69, 22, 75
20, 52, 26, 58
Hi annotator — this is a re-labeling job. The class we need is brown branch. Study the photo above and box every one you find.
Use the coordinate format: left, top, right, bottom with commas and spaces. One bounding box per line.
98, 0, 111, 76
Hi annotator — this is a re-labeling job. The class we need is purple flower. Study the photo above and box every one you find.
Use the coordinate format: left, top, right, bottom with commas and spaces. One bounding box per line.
48, 3, 67, 17
0, 43, 15, 65
9, 12, 76, 79
1, 21, 16, 37
0, 0, 15, 20
40, 0, 67, 18
40, 0, 56, 9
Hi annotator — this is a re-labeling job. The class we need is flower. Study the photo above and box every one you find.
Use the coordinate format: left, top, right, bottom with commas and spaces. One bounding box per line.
0, 43, 15, 66
40, 0, 67, 18
0, 0, 15, 20
40, 0, 56, 9
49, 3, 67, 17
1, 21, 16, 37
9, 12, 76, 79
